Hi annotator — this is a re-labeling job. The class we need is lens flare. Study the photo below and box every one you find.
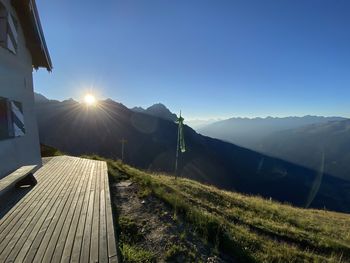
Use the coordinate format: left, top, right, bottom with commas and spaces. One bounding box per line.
84, 94, 96, 106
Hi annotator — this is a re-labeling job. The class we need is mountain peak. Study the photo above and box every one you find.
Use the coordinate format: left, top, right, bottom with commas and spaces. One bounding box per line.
132, 103, 177, 121
132, 106, 145, 113
34, 92, 49, 103
147, 103, 168, 110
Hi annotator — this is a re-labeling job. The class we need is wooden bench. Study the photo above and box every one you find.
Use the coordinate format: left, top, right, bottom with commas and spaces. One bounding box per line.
0, 165, 38, 195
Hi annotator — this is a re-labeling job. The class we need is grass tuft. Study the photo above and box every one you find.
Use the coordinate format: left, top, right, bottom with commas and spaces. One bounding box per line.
165, 243, 196, 262
120, 244, 155, 263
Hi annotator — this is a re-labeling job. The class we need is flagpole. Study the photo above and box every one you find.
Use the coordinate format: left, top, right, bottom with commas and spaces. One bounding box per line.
175, 111, 181, 179
120, 138, 127, 162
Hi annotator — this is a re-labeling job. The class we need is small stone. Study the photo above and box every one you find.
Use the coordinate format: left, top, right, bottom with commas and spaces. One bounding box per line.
116, 181, 133, 187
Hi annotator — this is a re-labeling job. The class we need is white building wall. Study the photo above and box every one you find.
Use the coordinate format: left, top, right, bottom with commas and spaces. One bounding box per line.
0, 0, 42, 179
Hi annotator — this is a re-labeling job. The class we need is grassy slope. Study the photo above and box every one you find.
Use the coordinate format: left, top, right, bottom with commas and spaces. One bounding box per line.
40, 144, 64, 157
99, 158, 350, 263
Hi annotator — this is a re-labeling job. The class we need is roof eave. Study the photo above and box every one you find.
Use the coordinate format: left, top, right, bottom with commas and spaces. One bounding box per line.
12, 0, 52, 71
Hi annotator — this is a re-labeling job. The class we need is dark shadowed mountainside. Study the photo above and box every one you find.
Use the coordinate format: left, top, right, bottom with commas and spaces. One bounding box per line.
131, 103, 177, 122
199, 114, 350, 181
34, 97, 350, 212
259, 119, 350, 181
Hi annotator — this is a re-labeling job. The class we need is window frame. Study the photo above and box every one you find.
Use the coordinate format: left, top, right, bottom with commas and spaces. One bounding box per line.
0, 2, 18, 54
0, 97, 25, 141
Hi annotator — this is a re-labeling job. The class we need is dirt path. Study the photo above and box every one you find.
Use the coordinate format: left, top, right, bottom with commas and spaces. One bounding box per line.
112, 180, 231, 263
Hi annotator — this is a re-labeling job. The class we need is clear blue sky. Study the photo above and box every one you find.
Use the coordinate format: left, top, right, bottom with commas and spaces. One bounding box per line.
34, 0, 350, 119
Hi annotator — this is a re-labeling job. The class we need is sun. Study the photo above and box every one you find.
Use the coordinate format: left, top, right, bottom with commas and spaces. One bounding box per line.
83, 94, 96, 106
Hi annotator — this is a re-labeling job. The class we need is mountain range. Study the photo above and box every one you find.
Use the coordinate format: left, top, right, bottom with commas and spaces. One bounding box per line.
185, 118, 222, 130
198, 116, 350, 181
259, 120, 350, 181
198, 116, 346, 147
34, 93, 350, 213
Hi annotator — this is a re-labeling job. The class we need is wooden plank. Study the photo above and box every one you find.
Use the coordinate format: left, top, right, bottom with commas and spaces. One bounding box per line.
90, 160, 101, 263
60, 159, 94, 263
40, 158, 89, 263
50, 158, 91, 263
15, 157, 85, 263
103, 162, 118, 262
6, 157, 82, 262
70, 161, 95, 263
99, 161, 108, 263
79, 160, 98, 263
42, 157, 54, 166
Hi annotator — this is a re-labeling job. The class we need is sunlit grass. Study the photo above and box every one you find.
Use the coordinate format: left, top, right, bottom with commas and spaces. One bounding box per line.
98, 158, 350, 262
120, 244, 155, 263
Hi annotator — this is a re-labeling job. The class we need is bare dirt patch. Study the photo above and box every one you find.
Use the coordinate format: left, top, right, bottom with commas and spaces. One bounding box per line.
112, 180, 230, 263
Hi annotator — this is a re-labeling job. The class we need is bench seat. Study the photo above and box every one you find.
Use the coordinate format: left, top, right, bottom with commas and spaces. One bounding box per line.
0, 165, 38, 195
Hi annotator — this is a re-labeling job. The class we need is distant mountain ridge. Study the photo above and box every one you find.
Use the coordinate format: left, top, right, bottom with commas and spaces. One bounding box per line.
199, 115, 346, 148
34, 92, 72, 104
185, 118, 222, 130
198, 115, 350, 180
33, 94, 350, 213
131, 103, 177, 122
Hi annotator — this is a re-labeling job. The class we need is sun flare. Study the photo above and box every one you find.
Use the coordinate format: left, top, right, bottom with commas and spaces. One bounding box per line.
84, 94, 96, 106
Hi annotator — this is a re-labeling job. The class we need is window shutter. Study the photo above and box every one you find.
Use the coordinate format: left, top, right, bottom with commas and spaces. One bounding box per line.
7, 13, 17, 53
0, 98, 25, 140
10, 101, 25, 137
0, 7, 7, 48
0, 98, 12, 140
0, 5, 18, 54
6, 33, 16, 53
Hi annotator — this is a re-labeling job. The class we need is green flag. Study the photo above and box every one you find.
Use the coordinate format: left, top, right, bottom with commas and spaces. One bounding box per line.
177, 114, 186, 153
175, 111, 185, 176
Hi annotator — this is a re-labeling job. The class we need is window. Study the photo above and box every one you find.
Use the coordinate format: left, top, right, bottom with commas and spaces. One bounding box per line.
0, 3, 18, 54
0, 97, 25, 140
0, 97, 11, 140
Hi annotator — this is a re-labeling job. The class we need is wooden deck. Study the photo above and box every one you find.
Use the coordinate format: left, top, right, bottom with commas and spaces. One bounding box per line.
0, 156, 118, 263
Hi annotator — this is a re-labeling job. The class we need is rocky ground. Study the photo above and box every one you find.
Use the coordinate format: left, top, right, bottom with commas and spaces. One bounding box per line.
112, 180, 230, 263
